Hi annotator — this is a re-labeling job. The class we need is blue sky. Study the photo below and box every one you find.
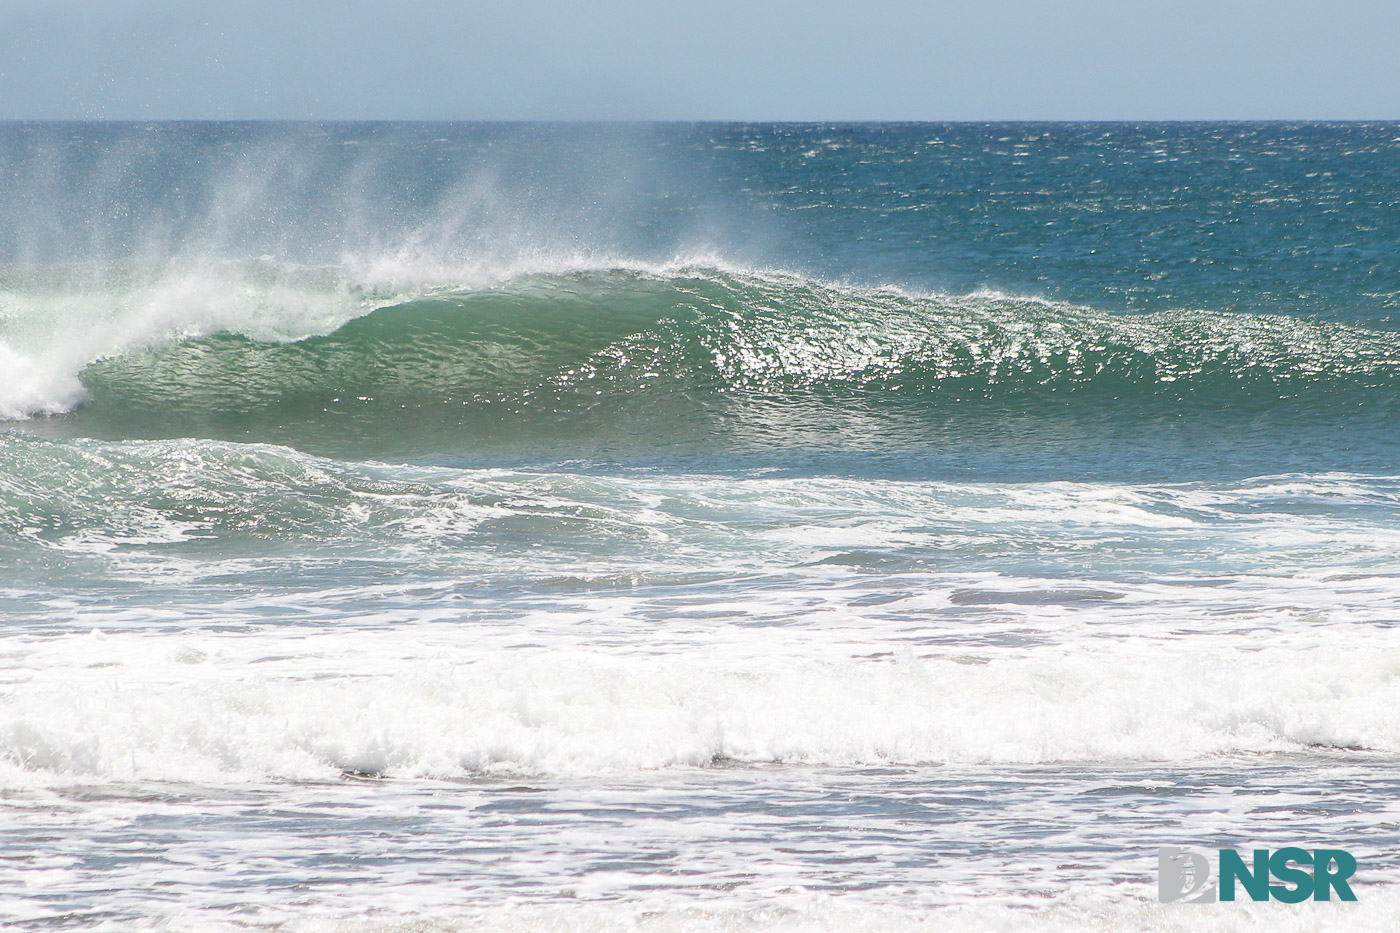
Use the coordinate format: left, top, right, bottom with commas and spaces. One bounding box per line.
2, 0, 1397, 120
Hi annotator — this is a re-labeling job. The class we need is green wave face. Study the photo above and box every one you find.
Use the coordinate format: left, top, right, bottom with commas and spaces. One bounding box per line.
20, 266, 1400, 460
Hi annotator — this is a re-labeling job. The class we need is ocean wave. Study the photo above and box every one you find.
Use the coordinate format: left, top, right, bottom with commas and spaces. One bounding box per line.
4, 260, 1399, 456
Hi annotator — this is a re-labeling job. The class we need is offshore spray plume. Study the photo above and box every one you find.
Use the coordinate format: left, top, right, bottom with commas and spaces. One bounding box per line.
0, 122, 747, 420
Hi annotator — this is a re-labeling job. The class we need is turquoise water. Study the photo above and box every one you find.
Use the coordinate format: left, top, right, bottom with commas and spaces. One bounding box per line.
2, 123, 1400, 930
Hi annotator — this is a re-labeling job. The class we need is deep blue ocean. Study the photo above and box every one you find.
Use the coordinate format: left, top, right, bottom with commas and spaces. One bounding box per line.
2, 122, 1399, 930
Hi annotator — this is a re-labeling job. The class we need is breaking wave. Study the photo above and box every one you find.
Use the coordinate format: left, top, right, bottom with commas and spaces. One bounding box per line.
3, 627, 1399, 785
4, 261, 1399, 457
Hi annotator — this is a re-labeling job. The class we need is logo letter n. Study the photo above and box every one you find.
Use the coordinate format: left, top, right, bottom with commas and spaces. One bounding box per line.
1219, 849, 1270, 902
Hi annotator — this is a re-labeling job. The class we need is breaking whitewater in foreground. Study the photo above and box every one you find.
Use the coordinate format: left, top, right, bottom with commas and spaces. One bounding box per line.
3, 121, 1400, 930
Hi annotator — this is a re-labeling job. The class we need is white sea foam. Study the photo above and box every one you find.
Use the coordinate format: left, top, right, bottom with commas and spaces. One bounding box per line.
0, 341, 87, 419
264, 894, 1400, 933
2, 622, 1399, 785
48, 887, 1400, 932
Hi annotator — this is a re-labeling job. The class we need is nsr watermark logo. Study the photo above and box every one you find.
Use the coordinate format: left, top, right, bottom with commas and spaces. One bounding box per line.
1159, 847, 1357, 903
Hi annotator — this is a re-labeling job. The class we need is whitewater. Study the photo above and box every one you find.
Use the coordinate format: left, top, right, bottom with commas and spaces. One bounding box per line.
3, 121, 1400, 930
